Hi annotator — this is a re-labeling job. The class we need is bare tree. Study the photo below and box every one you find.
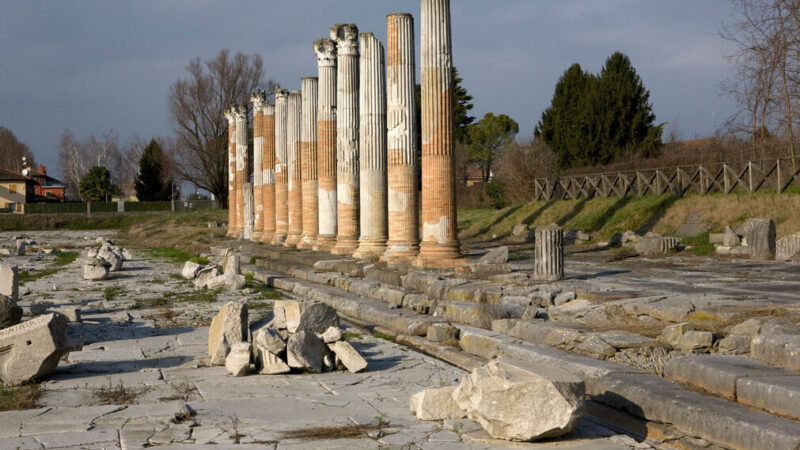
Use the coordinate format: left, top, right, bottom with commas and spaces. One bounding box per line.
495, 140, 558, 203
57, 129, 123, 200
168, 49, 275, 206
0, 127, 35, 172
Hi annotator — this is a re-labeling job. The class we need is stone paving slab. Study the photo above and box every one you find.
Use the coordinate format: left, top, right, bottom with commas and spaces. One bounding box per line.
737, 375, 800, 420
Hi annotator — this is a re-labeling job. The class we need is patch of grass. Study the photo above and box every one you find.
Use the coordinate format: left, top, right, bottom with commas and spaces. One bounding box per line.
344, 332, 363, 341
0, 384, 42, 411
190, 256, 209, 265
133, 290, 216, 309
160, 382, 199, 402
54, 251, 80, 266
93, 381, 139, 405
605, 249, 639, 262
245, 274, 281, 300
148, 246, 197, 263
18, 251, 80, 285
103, 286, 125, 302
682, 234, 715, 255
280, 421, 388, 441
373, 331, 395, 343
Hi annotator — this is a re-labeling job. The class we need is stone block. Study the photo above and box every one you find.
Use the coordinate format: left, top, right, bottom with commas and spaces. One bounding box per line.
328, 340, 367, 373
0, 295, 22, 330
575, 335, 617, 359
453, 358, 584, 441
776, 231, 800, 261
252, 326, 286, 355
255, 349, 291, 375
427, 323, 459, 343
595, 330, 657, 350
225, 342, 251, 377
478, 246, 508, 264
0, 313, 68, 385
320, 326, 343, 343
98, 245, 123, 272
553, 291, 576, 306
680, 330, 713, 351
708, 233, 725, 244
206, 273, 246, 291
410, 386, 466, 421
0, 264, 18, 302
723, 226, 741, 247
193, 266, 219, 289
208, 301, 248, 366
181, 262, 202, 279
313, 259, 362, 276
737, 376, 800, 420
286, 330, 326, 373
729, 318, 764, 336
759, 318, 800, 336
634, 236, 680, 255
364, 267, 402, 286
401, 271, 442, 292
717, 335, 751, 354
664, 355, 790, 400
82, 257, 110, 281
275, 300, 339, 334
751, 334, 800, 371
744, 218, 776, 260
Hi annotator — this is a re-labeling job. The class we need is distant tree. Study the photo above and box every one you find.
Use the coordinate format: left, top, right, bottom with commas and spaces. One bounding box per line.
58, 130, 122, 199
468, 113, 519, 181
79, 166, 118, 202
535, 53, 663, 169
134, 139, 172, 201
0, 127, 35, 172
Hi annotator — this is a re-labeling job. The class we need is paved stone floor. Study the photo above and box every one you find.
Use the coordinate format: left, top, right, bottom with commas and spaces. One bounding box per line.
0, 231, 642, 449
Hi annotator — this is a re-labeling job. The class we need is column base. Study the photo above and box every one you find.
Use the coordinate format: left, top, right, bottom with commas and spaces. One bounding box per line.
296, 234, 318, 250
353, 239, 387, 260
260, 231, 275, 244
313, 235, 337, 252
251, 230, 264, 241
414, 242, 465, 268
331, 236, 359, 255
381, 242, 420, 263
284, 233, 303, 247
271, 233, 288, 245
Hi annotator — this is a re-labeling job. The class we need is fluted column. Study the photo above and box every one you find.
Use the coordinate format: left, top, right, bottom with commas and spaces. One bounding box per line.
224, 108, 238, 237
234, 104, 248, 239
285, 90, 303, 246
261, 104, 276, 242
331, 23, 360, 255
273, 89, 289, 244
314, 39, 338, 251
417, 0, 461, 267
535, 224, 564, 281
384, 13, 419, 262
250, 92, 266, 241
354, 33, 387, 259
298, 78, 319, 249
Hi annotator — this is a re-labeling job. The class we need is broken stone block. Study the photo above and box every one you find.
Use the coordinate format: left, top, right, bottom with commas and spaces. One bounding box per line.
453, 358, 584, 441
410, 386, 466, 421
729, 318, 763, 337
225, 342, 251, 377
553, 291, 577, 306
723, 226, 741, 247
83, 257, 110, 281
575, 335, 617, 359
680, 331, 714, 351
328, 340, 368, 373
206, 273, 246, 291
277, 300, 340, 334
253, 326, 286, 355
744, 218, 776, 260
181, 261, 202, 279
286, 330, 326, 373
15, 240, 26, 256
751, 334, 800, 371
255, 348, 291, 375
635, 236, 680, 255
0, 295, 22, 330
0, 264, 18, 302
320, 326, 343, 343
479, 247, 508, 264
427, 323, 459, 343
759, 318, 800, 336
0, 313, 68, 385
193, 266, 220, 289
98, 245, 123, 272
776, 231, 800, 261
208, 301, 248, 366
717, 335, 751, 355
223, 254, 240, 275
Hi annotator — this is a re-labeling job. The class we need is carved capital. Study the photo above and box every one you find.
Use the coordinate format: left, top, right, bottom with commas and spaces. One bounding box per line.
314, 38, 338, 67
330, 23, 359, 56
250, 90, 266, 112
223, 107, 235, 125
274, 88, 290, 101
233, 104, 247, 122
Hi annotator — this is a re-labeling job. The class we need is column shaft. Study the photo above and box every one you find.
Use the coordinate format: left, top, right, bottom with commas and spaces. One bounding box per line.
314, 39, 338, 251
224, 109, 238, 237
261, 104, 276, 242
354, 32, 387, 259
417, 0, 461, 266
234, 105, 249, 239
331, 24, 360, 255
273, 89, 290, 244
298, 78, 319, 249
285, 90, 303, 246
535, 225, 564, 281
250, 92, 266, 241
384, 13, 419, 261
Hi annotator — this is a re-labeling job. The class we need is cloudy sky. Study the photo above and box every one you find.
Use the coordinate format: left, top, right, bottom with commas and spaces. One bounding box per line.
0, 0, 737, 178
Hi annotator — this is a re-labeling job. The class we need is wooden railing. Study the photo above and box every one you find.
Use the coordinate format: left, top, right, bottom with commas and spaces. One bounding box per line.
532, 157, 800, 201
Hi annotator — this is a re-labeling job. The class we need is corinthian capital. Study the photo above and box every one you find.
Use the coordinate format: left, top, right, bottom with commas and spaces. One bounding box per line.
330, 23, 359, 56
274, 88, 290, 101
313, 38, 338, 67
250, 90, 266, 112
223, 107, 235, 125
233, 104, 247, 122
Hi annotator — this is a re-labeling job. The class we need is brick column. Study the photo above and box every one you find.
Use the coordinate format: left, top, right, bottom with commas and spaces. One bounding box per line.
224, 108, 238, 237
261, 103, 276, 243
383, 13, 419, 262
298, 77, 319, 249
313, 39, 338, 251
285, 90, 303, 247
234, 104, 248, 239
354, 32, 388, 259
416, 0, 461, 267
273, 89, 290, 244
250, 91, 266, 241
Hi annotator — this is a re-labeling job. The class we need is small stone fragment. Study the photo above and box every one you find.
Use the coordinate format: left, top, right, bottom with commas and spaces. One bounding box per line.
208, 301, 248, 366
410, 386, 466, 420
193, 266, 220, 289
328, 340, 368, 373
253, 326, 286, 355
256, 349, 291, 375
320, 326, 343, 343
478, 246, 508, 264
182, 261, 202, 279
286, 330, 326, 373
225, 342, 251, 377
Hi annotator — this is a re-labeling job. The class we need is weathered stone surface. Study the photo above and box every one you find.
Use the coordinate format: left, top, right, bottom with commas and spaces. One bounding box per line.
0, 295, 22, 330
595, 330, 657, 350
82, 257, 110, 281
320, 326, 343, 343
208, 301, 248, 366
181, 261, 202, 279
759, 318, 800, 336
206, 270, 246, 291
738, 375, 800, 420
709, 233, 725, 244
553, 291, 576, 306
745, 218, 776, 260
98, 245, 123, 272
329, 340, 367, 373
0, 264, 18, 302
776, 231, 800, 261
750, 334, 800, 371
29, 302, 51, 315
452, 358, 584, 441
277, 300, 340, 334
287, 330, 326, 373
478, 247, 508, 264
575, 335, 617, 359
718, 335, 751, 354
730, 318, 764, 336
534, 225, 563, 282
0, 313, 68, 385
661, 322, 711, 350
664, 355, 790, 400
409, 386, 465, 421
225, 342, 251, 377
723, 226, 741, 247
255, 348, 291, 375
427, 323, 459, 343
253, 326, 286, 355
635, 236, 680, 255
509, 223, 534, 243
15, 239, 26, 256
193, 266, 220, 289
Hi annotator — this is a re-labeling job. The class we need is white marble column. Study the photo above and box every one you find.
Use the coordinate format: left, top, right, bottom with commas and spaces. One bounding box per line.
234, 104, 249, 239
261, 104, 277, 242
273, 89, 290, 244
299, 77, 319, 249
250, 91, 266, 241
285, 90, 303, 247
313, 38, 338, 251
224, 108, 238, 237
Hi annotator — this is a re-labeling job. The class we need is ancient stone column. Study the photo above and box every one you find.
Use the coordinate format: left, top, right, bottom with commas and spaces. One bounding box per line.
354, 33, 387, 259
224, 108, 238, 237
273, 89, 290, 244
313, 39, 338, 251
331, 24, 360, 255
250, 92, 266, 241
285, 90, 303, 247
261, 104, 277, 243
243, 182, 254, 240
234, 104, 249, 239
535, 224, 564, 282
384, 13, 419, 262
298, 77, 319, 249
417, 0, 461, 266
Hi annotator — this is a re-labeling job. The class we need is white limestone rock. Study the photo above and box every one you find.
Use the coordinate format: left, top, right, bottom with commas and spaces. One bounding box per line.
0, 264, 18, 302
253, 326, 286, 355
276, 300, 340, 334
225, 342, 252, 377
83, 257, 110, 281
182, 261, 202, 279
98, 245, 123, 272
328, 340, 367, 373
286, 330, 326, 373
193, 266, 220, 289
206, 273, 246, 291
410, 386, 466, 420
0, 313, 69, 385
208, 301, 248, 366
320, 326, 343, 343
452, 358, 585, 441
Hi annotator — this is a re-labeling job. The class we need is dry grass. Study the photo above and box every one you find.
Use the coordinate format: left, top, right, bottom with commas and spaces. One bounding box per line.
281, 422, 386, 441
93, 381, 140, 405
0, 384, 42, 411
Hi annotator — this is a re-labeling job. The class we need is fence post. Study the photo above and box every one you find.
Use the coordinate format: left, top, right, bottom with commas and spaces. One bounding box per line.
723, 164, 730, 193
87, 201, 91, 218
777, 160, 783, 194
636, 172, 643, 196
748, 161, 753, 193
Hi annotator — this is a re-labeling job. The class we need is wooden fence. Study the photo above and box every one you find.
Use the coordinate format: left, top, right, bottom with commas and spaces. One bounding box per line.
532, 157, 800, 201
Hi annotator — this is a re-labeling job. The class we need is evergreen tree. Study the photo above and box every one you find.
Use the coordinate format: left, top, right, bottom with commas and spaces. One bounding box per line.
79, 166, 119, 202
134, 139, 172, 201
468, 113, 519, 181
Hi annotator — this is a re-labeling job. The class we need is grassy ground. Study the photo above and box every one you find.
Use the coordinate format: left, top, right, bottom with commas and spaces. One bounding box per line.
458, 191, 800, 242
18, 251, 80, 285
0, 384, 42, 411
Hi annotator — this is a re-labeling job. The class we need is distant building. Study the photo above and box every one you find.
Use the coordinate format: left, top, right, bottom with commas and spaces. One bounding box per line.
25, 165, 66, 200
0, 169, 36, 213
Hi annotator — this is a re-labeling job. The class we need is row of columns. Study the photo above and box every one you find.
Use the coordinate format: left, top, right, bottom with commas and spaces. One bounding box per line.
225, 0, 460, 267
